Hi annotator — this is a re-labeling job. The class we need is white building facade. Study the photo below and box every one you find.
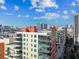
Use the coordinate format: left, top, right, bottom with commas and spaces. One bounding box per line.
14, 31, 52, 59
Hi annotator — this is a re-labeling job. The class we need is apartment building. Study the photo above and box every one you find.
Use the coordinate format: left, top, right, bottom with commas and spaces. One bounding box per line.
14, 31, 52, 59
13, 26, 52, 59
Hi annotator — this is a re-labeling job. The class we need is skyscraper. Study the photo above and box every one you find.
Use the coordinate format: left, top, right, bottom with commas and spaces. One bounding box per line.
74, 13, 79, 44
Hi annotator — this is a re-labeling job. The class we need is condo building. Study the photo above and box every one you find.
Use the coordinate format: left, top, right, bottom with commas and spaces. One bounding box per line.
14, 31, 52, 59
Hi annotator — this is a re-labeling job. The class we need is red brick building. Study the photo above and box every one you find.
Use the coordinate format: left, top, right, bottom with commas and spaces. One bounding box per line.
52, 26, 58, 59
0, 42, 4, 59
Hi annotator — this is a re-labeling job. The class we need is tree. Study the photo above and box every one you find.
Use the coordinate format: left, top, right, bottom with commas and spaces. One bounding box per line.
7, 47, 10, 56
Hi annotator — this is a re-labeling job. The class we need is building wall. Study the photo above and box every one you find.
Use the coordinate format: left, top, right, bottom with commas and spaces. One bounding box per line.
52, 27, 57, 59
0, 43, 4, 59
14, 33, 22, 59
56, 30, 66, 59
22, 32, 38, 59
38, 35, 51, 59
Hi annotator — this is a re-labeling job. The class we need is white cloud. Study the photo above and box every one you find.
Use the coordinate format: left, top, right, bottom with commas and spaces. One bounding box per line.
36, 9, 45, 12
34, 12, 69, 20
14, 5, 19, 11
63, 10, 68, 14
45, 13, 60, 18
71, 0, 79, 7
71, 10, 76, 14
40, 0, 58, 8
0, 5, 7, 10
31, 0, 58, 9
34, 13, 60, 19
71, 2, 77, 6
0, 0, 5, 4
17, 14, 29, 18
23, 0, 26, 2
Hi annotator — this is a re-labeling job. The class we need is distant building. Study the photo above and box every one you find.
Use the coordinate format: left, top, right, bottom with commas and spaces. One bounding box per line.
74, 13, 79, 44
37, 23, 48, 30
0, 25, 20, 38
0, 25, 3, 37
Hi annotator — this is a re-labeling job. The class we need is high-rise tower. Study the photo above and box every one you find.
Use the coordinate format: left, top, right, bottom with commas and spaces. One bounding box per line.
74, 13, 79, 44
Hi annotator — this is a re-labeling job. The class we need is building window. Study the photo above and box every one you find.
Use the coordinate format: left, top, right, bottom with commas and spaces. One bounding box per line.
34, 35, 37, 37
24, 43, 25, 45
17, 34, 22, 37
24, 47, 25, 49
24, 56, 25, 59
34, 44, 36, 47
27, 48, 28, 50
31, 54, 33, 57
27, 34, 28, 37
27, 53, 28, 55
31, 44, 33, 47
24, 52, 25, 55
31, 48, 33, 51
34, 55, 37, 58
24, 38, 25, 41
31, 39, 33, 42
24, 34, 26, 37
34, 40, 37, 42
27, 43, 28, 46
34, 49, 37, 52
31, 35, 33, 37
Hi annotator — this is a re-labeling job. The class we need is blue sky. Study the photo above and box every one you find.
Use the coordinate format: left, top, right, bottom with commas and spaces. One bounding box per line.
0, 0, 79, 27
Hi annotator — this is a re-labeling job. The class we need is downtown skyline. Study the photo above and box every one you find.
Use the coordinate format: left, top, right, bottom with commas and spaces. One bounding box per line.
0, 0, 79, 27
